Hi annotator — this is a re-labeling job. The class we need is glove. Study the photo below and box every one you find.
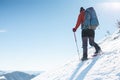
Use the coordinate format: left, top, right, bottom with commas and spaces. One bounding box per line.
72, 28, 76, 32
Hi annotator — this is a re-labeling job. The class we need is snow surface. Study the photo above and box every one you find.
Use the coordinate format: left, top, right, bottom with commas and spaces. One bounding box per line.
0, 76, 6, 80
32, 29, 120, 80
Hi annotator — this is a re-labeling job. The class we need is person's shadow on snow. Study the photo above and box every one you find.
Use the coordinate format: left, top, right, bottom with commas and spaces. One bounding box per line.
69, 56, 99, 80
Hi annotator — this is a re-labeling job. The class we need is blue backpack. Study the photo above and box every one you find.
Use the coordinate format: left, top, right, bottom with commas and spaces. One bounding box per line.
82, 7, 99, 30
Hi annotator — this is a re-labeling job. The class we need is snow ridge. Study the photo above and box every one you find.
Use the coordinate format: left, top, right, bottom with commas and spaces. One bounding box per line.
32, 29, 120, 80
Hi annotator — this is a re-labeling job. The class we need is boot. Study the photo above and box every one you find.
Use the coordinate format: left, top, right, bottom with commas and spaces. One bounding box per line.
81, 52, 88, 61
81, 57, 88, 61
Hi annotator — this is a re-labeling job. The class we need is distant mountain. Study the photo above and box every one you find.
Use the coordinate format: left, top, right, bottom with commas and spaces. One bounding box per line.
0, 71, 5, 75
0, 71, 41, 80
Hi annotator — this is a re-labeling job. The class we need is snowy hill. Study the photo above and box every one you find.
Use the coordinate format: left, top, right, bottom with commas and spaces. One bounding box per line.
32, 29, 120, 80
0, 71, 40, 80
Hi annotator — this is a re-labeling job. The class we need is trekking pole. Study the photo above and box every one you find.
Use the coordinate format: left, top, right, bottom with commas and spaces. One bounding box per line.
73, 32, 80, 61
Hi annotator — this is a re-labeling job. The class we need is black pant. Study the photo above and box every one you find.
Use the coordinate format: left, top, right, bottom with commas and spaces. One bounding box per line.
82, 29, 100, 58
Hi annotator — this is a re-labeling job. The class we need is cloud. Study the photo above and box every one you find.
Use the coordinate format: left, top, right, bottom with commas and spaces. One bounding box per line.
0, 29, 7, 32
103, 2, 120, 9
96, 2, 120, 12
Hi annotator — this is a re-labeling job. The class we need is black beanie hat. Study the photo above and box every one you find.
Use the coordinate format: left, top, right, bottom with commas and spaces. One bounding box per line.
80, 7, 85, 12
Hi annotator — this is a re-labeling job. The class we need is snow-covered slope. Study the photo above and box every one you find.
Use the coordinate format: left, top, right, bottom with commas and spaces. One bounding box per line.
32, 29, 120, 80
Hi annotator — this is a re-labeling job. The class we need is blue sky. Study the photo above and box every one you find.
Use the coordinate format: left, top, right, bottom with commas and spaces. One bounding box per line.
0, 0, 120, 71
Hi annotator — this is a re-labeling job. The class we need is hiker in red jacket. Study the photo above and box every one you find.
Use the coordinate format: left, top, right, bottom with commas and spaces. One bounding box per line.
73, 7, 101, 61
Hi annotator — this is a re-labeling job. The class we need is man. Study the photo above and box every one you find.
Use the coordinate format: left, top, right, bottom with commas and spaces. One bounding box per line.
73, 7, 101, 61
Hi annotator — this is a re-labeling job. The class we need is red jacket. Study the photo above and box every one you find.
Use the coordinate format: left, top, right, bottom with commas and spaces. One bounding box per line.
74, 10, 85, 30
